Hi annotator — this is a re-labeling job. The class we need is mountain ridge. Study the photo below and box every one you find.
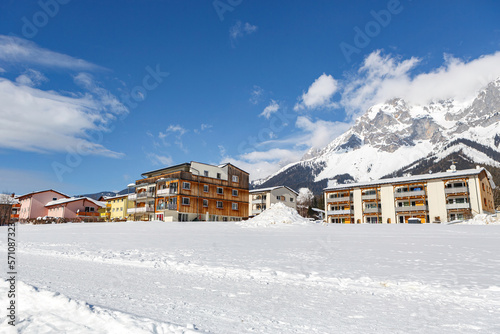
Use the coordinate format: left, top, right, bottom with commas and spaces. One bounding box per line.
254, 78, 500, 195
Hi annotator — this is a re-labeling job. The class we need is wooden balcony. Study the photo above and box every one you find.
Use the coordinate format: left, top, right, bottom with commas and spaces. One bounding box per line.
77, 212, 100, 217
327, 209, 351, 215
444, 187, 468, 195
364, 207, 381, 214
326, 196, 351, 203
394, 190, 425, 198
361, 194, 377, 200
446, 203, 470, 210
395, 205, 428, 212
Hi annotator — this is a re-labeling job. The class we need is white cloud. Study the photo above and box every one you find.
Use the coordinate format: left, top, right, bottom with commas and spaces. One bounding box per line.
250, 85, 264, 104
159, 125, 187, 138
294, 73, 339, 111
340, 50, 500, 117
259, 100, 280, 119
200, 123, 212, 131
194, 123, 213, 134
74, 72, 128, 117
147, 153, 173, 166
158, 125, 188, 152
221, 148, 304, 181
0, 35, 103, 71
229, 21, 258, 44
0, 77, 126, 157
295, 116, 352, 149
15, 69, 48, 87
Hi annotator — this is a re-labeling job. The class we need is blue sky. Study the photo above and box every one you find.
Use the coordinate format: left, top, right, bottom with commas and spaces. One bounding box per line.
1, 0, 500, 195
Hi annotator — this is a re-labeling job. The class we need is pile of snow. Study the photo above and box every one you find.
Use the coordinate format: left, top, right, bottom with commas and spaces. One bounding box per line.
239, 202, 312, 227
0, 281, 200, 334
453, 213, 500, 225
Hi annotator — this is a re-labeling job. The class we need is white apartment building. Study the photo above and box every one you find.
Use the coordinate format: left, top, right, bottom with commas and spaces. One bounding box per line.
324, 167, 496, 224
249, 186, 298, 216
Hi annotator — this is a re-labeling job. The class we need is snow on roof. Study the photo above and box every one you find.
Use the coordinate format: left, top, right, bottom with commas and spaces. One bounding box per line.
103, 194, 128, 201
45, 197, 105, 208
250, 185, 299, 195
325, 168, 488, 191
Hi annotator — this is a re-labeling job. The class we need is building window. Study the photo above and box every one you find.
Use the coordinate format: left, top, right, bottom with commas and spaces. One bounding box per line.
120, 207, 123, 211
232, 189, 238, 196
53, 198, 57, 201
290, 198, 294, 202
216, 201, 223, 208
182, 197, 190, 206
217, 187, 223, 195
203, 199, 208, 207
232, 175, 239, 182
232, 203, 238, 210
217, 173, 221, 179
183, 182, 191, 190
204, 185, 209, 192
204, 170, 209, 177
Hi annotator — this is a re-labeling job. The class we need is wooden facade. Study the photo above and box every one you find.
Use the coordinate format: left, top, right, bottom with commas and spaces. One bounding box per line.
131, 162, 249, 221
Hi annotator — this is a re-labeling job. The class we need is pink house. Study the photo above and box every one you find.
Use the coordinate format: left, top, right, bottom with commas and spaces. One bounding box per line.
45, 197, 104, 220
18, 190, 70, 220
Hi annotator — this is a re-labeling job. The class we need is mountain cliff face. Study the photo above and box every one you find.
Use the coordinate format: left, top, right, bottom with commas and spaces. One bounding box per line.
255, 78, 500, 193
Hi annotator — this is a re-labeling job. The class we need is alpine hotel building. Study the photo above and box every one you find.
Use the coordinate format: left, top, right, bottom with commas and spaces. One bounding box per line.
324, 166, 495, 224
128, 162, 249, 222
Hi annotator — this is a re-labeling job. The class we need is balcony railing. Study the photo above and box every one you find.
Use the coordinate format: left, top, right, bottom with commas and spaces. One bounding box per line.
361, 194, 377, 200
327, 209, 351, 215
157, 188, 178, 196
128, 193, 137, 200
394, 190, 425, 198
326, 196, 351, 203
445, 187, 468, 194
156, 203, 178, 211
364, 207, 380, 213
395, 205, 428, 212
136, 192, 155, 200
446, 203, 470, 210
252, 198, 267, 204
127, 208, 136, 214
77, 212, 99, 217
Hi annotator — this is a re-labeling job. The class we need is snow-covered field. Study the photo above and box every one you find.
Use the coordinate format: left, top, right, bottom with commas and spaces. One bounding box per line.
1, 217, 500, 333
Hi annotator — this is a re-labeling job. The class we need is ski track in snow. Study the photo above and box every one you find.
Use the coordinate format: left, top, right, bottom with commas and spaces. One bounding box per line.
1, 222, 500, 333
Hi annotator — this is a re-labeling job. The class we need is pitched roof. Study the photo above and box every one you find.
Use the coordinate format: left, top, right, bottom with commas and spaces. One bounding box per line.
324, 168, 489, 191
250, 185, 299, 195
45, 197, 105, 208
17, 189, 70, 200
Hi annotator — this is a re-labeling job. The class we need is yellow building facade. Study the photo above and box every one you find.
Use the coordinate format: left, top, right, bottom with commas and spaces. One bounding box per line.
101, 195, 132, 221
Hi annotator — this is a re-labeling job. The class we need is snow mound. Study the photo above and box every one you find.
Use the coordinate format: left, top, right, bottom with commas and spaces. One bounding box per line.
0, 280, 201, 334
239, 203, 312, 227
454, 214, 500, 225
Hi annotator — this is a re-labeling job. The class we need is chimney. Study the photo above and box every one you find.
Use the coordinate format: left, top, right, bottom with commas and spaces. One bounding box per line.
11, 193, 15, 198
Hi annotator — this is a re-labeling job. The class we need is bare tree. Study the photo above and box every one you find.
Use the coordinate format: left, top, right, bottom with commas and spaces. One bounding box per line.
297, 188, 314, 217
0, 193, 17, 226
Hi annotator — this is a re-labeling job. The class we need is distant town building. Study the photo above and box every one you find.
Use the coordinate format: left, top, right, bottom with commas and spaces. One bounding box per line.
99, 194, 132, 221
17, 189, 104, 221
18, 190, 69, 220
45, 197, 104, 221
128, 162, 249, 221
324, 167, 495, 224
249, 186, 298, 216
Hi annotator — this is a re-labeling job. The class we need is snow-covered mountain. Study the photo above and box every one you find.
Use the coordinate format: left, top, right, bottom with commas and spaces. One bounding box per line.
255, 78, 500, 193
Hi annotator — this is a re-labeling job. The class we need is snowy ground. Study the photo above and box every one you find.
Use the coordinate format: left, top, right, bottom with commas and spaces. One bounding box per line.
1, 220, 500, 333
